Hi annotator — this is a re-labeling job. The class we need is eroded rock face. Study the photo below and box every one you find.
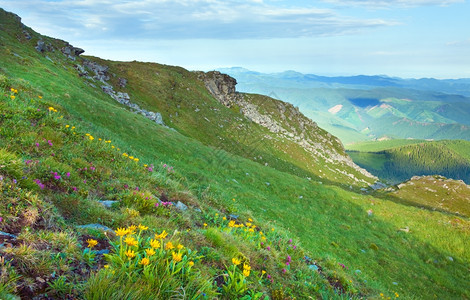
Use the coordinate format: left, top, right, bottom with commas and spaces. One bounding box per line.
198, 71, 376, 184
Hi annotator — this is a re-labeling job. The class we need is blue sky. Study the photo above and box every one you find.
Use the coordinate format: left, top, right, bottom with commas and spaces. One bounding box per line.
1, 0, 469, 78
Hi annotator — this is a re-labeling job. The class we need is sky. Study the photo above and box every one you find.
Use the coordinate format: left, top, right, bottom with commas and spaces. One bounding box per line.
1, 0, 469, 78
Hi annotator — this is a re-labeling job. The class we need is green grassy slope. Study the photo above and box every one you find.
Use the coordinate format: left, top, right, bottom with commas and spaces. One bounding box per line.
391, 175, 470, 218
1, 8, 470, 299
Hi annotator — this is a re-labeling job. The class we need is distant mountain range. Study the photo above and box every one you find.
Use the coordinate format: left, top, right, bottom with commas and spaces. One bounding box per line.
218, 67, 470, 144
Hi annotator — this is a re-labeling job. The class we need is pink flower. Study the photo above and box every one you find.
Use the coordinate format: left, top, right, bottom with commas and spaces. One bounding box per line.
288, 239, 292, 244
47, 140, 53, 146
282, 268, 287, 273
293, 245, 297, 250
66, 172, 70, 178
35, 143, 40, 147
267, 246, 271, 251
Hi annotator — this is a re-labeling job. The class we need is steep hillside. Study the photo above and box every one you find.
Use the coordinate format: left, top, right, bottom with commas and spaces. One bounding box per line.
1, 8, 470, 300
219, 68, 470, 144
80, 57, 375, 187
347, 140, 470, 184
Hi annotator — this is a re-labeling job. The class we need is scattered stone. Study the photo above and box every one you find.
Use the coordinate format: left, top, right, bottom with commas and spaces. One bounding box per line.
77, 223, 113, 233
45, 56, 53, 62
308, 264, 319, 271
118, 77, 127, 88
0, 231, 17, 239
96, 249, 110, 255
447, 256, 454, 262
228, 214, 239, 220
35, 40, 45, 52
194, 208, 202, 213
23, 30, 31, 40
399, 226, 410, 233
175, 201, 188, 211
98, 200, 119, 208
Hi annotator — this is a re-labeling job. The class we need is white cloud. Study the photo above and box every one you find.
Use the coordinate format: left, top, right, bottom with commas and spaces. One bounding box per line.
0, 0, 396, 40
320, 0, 464, 8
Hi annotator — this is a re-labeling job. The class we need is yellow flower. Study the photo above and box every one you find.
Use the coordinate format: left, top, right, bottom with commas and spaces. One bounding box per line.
172, 251, 182, 262
86, 239, 98, 248
98, 138, 102, 141
246, 222, 252, 227
138, 224, 149, 231
203, 223, 207, 227
243, 269, 250, 277
165, 241, 175, 250
228, 220, 236, 228
38, 95, 43, 99
262, 270, 266, 275
243, 264, 251, 271
149, 239, 160, 249
129, 156, 134, 160
115, 227, 129, 237
48, 106, 55, 112
145, 248, 156, 256
127, 225, 137, 234
71, 126, 75, 129
188, 261, 194, 267
125, 249, 136, 259
88, 135, 94, 141
248, 218, 253, 222
271, 228, 275, 232
104, 264, 109, 269
215, 213, 219, 216
139, 257, 150, 266
155, 230, 168, 239
65, 125, 70, 128
222, 217, 227, 220
111, 146, 115, 148
122, 153, 128, 157
124, 236, 138, 247
10, 95, 15, 100
134, 158, 139, 162
232, 257, 241, 265
261, 236, 266, 241
248, 228, 254, 233
177, 244, 184, 250
144, 164, 148, 167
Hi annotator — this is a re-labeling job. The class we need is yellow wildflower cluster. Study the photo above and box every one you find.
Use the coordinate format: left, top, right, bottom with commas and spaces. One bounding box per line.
48, 106, 58, 112
87, 239, 98, 248
10, 88, 18, 94
228, 220, 245, 228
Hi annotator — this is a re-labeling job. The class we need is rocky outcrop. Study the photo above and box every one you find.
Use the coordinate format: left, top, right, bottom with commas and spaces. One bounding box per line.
198, 71, 376, 184
74, 59, 166, 127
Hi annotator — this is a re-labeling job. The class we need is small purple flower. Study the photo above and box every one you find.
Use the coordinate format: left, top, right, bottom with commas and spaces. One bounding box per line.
293, 245, 297, 250
66, 172, 70, 178
287, 255, 291, 263
267, 275, 271, 279
48, 140, 53, 146
286, 262, 290, 266
267, 246, 271, 251
83, 180, 86, 184
90, 166, 95, 171
288, 239, 292, 244
0, 217, 3, 222
72, 186, 78, 191
282, 268, 287, 274
155, 203, 160, 207
35, 143, 40, 147
13, 179, 17, 184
